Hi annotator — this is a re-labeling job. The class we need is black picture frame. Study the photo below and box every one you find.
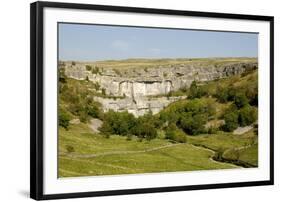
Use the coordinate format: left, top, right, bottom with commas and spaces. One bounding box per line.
30, 1, 274, 200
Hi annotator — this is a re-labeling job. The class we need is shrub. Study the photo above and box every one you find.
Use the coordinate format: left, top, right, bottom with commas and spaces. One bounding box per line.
207, 127, 218, 134
99, 110, 136, 136
66, 145, 75, 153
86, 65, 92, 71
222, 110, 239, 132
59, 109, 71, 129
92, 66, 100, 74
113, 69, 121, 76
179, 113, 208, 135
101, 88, 106, 96
233, 93, 249, 108
165, 126, 187, 143
215, 86, 229, 103
71, 61, 76, 66
188, 81, 206, 99
93, 82, 100, 91
238, 105, 258, 126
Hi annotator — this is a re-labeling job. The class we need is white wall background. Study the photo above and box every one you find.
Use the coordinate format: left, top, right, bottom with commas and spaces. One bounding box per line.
0, 0, 279, 201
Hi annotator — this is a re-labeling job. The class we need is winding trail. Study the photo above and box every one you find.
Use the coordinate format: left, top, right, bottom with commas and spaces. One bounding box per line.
60, 143, 183, 159
189, 144, 241, 168
60, 142, 242, 168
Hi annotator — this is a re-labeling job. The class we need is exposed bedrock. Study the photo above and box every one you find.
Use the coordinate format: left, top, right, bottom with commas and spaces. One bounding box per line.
63, 61, 257, 116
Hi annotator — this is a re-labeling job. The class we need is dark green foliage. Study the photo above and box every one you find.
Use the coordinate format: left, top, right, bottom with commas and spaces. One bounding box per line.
93, 82, 100, 91
59, 67, 67, 84
132, 123, 157, 141
101, 88, 106, 96
233, 93, 249, 108
207, 127, 218, 134
215, 86, 229, 103
159, 99, 214, 135
113, 68, 121, 76
92, 66, 100, 74
165, 124, 187, 143
86, 65, 92, 71
71, 61, 76, 66
66, 145, 75, 153
238, 105, 258, 126
59, 109, 71, 129
188, 81, 206, 99
59, 78, 103, 123
222, 110, 239, 132
99, 110, 158, 141
180, 113, 208, 135
100, 110, 136, 136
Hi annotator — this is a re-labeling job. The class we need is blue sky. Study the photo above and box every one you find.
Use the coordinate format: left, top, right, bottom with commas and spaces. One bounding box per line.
58, 23, 258, 61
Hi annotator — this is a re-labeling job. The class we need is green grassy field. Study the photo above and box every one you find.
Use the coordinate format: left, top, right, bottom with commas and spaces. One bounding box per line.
59, 123, 241, 177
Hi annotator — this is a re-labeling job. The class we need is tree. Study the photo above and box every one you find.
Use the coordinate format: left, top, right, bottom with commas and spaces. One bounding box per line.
59, 110, 71, 129
233, 93, 249, 108
86, 65, 92, 71
165, 124, 186, 143
179, 113, 207, 135
188, 81, 205, 99
238, 105, 258, 126
222, 111, 239, 132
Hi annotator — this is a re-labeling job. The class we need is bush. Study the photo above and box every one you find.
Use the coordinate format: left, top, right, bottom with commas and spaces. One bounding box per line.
93, 82, 100, 91
131, 122, 157, 141
215, 86, 229, 103
207, 127, 218, 134
222, 110, 239, 132
179, 113, 208, 135
86, 65, 92, 71
238, 105, 258, 126
100, 110, 136, 136
165, 125, 187, 143
233, 93, 249, 108
101, 88, 106, 95
66, 145, 75, 153
59, 109, 71, 129
92, 66, 100, 74
188, 81, 206, 99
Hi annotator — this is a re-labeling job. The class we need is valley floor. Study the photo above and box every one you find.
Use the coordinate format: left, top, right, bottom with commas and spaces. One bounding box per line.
58, 123, 257, 177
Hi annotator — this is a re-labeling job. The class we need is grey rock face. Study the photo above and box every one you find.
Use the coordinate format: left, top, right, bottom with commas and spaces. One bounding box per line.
62, 61, 257, 117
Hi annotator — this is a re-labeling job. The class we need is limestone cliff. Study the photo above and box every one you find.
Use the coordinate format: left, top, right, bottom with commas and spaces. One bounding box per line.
60, 58, 257, 116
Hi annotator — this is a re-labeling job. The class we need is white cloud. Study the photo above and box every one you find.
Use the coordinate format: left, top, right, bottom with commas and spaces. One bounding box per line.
111, 40, 129, 51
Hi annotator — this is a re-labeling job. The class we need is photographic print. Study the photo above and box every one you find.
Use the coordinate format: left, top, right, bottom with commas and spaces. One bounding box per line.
58, 23, 259, 177
30, 2, 273, 199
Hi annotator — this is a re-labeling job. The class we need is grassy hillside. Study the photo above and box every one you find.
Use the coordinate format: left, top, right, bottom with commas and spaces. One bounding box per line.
58, 64, 258, 177
59, 123, 238, 177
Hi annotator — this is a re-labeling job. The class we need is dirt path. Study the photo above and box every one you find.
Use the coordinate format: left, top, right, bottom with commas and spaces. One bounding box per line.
60, 142, 244, 168
60, 143, 183, 159
88, 118, 103, 133
188, 144, 241, 168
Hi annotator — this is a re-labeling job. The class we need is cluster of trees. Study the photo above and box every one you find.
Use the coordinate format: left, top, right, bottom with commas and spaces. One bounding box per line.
186, 76, 258, 133
159, 99, 216, 135
222, 104, 258, 132
99, 111, 158, 141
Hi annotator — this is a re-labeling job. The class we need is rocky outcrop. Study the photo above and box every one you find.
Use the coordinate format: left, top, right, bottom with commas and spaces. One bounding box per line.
62, 60, 257, 117
93, 96, 186, 117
